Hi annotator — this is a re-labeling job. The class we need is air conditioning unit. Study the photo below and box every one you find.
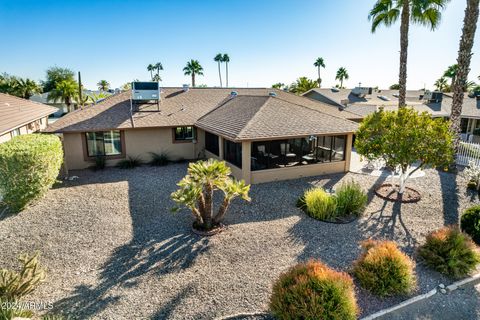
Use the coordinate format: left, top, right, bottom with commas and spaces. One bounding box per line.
131, 82, 160, 101
423, 91, 443, 103
352, 87, 373, 97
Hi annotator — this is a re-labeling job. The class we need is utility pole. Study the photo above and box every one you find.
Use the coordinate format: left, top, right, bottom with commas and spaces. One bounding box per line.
78, 71, 83, 109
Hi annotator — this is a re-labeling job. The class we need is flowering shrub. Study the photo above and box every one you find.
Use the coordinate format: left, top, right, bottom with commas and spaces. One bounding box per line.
464, 160, 480, 190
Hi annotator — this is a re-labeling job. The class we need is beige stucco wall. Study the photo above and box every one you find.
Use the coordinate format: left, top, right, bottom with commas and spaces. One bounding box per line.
0, 116, 50, 144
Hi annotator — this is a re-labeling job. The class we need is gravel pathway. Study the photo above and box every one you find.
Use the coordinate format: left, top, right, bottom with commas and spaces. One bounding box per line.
0, 164, 477, 319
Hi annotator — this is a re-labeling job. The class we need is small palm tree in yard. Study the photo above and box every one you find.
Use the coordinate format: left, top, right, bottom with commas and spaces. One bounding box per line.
97, 80, 110, 91
171, 159, 250, 233
183, 60, 204, 87
16, 78, 42, 99
47, 79, 78, 112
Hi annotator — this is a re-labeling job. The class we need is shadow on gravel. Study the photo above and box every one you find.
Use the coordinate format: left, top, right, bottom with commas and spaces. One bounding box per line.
439, 170, 460, 225
52, 166, 211, 318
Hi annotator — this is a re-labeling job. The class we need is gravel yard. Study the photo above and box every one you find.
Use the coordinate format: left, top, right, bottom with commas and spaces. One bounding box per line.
0, 163, 477, 319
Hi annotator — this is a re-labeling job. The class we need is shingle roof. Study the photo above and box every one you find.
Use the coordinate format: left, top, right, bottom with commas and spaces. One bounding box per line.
0, 93, 58, 135
304, 88, 452, 118
45, 88, 358, 134
196, 94, 358, 141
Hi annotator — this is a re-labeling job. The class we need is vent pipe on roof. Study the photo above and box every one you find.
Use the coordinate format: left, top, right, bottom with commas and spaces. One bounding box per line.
183, 84, 189, 92
269, 92, 277, 97
230, 91, 238, 97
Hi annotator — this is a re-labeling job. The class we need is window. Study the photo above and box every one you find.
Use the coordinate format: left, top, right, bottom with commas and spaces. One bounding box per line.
224, 139, 242, 168
174, 126, 195, 141
10, 128, 21, 138
86, 131, 122, 157
205, 131, 219, 156
251, 135, 346, 171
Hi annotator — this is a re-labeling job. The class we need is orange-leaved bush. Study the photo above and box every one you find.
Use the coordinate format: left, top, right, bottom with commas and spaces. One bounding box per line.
269, 260, 358, 320
353, 240, 416, 296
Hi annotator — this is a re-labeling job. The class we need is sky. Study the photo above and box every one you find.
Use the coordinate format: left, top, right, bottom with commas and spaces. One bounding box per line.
0, 0, 479, 90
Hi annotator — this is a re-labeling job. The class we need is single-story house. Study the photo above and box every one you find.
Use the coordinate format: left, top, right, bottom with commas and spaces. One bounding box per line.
303, 87, 480, 141
0, 93, 58, 143
44, 87, 359, 184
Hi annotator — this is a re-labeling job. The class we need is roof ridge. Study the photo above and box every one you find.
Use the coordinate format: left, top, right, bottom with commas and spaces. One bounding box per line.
275, 95, 359, 124
236, 96, 272, 138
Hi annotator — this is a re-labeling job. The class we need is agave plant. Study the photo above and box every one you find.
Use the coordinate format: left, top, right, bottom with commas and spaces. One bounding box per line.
171, 159, 250, 231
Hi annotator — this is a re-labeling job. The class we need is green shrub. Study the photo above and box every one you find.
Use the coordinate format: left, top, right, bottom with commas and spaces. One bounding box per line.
304, 188, 337, 220
0, 134, 63, 212
94, 155, 106, 170
0, 298, 33, 320
117, 156, 142, 169
335, 181, 368, 217
418, 226, 480, 279
149, 152, 169, 166
270, 260, 358, 320
461, 205, 480, 244
353, 240, 416, 296
0, 253, 46, 301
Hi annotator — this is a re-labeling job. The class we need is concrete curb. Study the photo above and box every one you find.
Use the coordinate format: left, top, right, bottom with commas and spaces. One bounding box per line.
360, 288, 437, 320
446, 272, 480, 292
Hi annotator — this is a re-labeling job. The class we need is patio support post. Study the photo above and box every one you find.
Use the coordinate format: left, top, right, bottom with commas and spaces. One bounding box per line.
344, 133, 353, 172
241, 141, 251, 184
219, 136, 224, 160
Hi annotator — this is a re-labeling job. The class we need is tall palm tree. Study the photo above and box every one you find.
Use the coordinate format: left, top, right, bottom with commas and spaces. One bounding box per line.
147, 64, 155, 80
369, 0, 449, 107
214, 53, 223, 87
183, 60, 204, 87
16, 78, 42, 99
335, 67, 349, 88
222, 54, 230, 87
97, 80, 110, 91
450, 0, 479, 153
313, 57, 325, 87
443, 64, 458, 87
434, 77, 449, 92
154, 62, 163, 81
47, 79, 78, 112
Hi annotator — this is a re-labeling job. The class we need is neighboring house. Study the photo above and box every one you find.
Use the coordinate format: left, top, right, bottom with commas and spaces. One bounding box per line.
0, 93, 58, 143
303, 87, 480, 141
44, 87, 359, 184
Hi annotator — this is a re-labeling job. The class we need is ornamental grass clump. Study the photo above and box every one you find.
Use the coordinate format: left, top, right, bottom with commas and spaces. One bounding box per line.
335, 181, 368, 217
0, 134, 63, 212
269, 260, 359, 320
418, 226, 480, 279
353, 240, 416, 296
303, 187, 337, 220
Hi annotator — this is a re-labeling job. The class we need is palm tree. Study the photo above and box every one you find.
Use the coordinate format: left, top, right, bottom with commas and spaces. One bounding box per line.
443, 64, 458, 88
222, 54, 230, 87
450, 0, 479, 153
272, 83, 286, 89
289, 77, 318, 94
47, 79, 78, 112
335, 67, 349, 88
97, 80, 110, 91
147, 64, 155, 80
313, 57, 325, 87
214, 53, 223, 87
16, 78, 42, 99
434, 77, 449, 92
154, 62, 163, 81
369, 0, 449, 107
183, 60, 204, 87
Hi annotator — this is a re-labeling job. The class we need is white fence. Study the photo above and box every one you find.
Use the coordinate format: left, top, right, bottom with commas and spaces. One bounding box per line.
457, 141, 480, 166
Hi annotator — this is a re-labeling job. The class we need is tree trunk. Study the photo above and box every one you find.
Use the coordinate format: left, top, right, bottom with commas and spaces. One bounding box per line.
202, 183, 213, 229
340, 79, 343, 88
398, 0, 410, 108
213, 198, 230, 224
318, 67, 321, 87
218, 62, 223, 87
225, 62, 229, 87
450, 0, 479, 155
192, 74, 195, 88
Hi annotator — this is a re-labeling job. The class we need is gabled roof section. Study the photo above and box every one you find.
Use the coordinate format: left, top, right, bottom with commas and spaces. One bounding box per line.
196, 94, 358, 141
0, 93, 58, 135
45, 87, 358, 133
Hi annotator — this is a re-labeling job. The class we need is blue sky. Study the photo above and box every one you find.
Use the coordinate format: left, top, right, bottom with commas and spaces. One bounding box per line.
0, 0, 478, 90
